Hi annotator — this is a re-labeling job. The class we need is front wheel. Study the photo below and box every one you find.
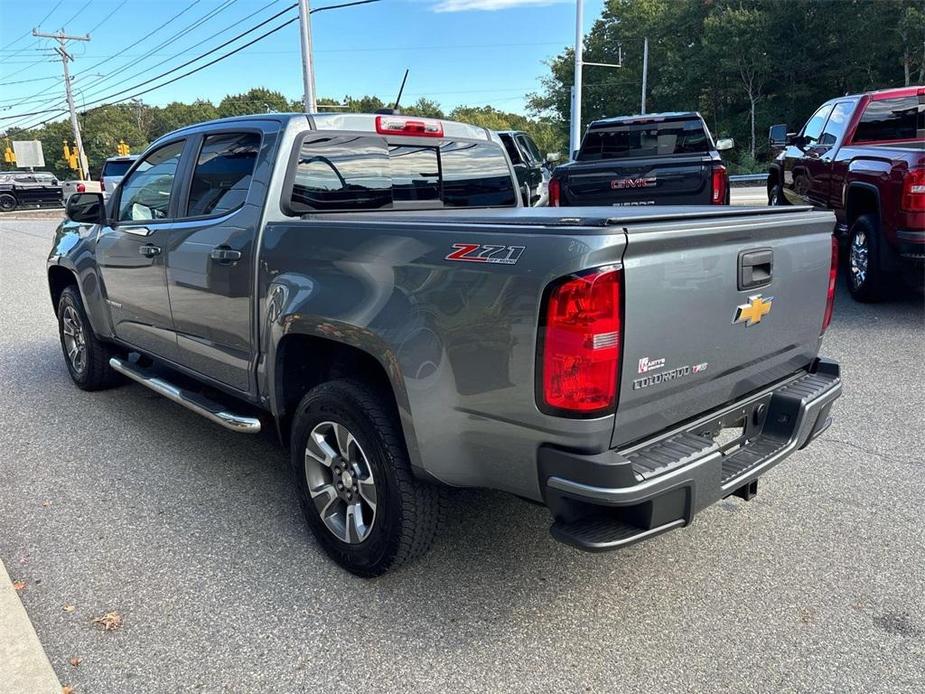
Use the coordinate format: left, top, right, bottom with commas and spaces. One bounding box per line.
290, 379, 444, 577
57, 286, 120, 390
768, 183, 786, 206
846, 214, 888, 302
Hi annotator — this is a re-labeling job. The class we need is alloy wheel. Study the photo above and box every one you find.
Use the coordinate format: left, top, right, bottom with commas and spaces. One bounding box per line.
61, 305, 87, 374
304, 421, 377, 544
850, 230, 868, 290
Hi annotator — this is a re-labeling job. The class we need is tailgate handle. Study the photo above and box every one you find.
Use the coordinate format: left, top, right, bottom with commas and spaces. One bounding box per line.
738, 249, 773, 290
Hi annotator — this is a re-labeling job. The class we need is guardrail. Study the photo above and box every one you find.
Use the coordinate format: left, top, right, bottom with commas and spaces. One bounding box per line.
729, 173, 769, 185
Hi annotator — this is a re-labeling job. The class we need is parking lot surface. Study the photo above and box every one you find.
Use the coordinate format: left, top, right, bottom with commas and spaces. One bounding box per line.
1, 217, 923, 693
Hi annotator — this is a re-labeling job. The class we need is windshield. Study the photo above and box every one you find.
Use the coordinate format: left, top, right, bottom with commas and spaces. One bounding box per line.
578, 119, 711, 161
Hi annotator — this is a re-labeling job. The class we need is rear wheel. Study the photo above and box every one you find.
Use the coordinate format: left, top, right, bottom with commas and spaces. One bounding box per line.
0, 193, 16, 211
846, 213, 888, 302
57, 286, 119, 390
290, 379, 444, 577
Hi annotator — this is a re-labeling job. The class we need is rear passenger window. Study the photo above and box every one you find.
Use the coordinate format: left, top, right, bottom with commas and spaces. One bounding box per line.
441, 141, 517, 208
288, 136, 516, 212
853, 96, 924, 143
186, 132, 260, 217
291, 136, 391, 211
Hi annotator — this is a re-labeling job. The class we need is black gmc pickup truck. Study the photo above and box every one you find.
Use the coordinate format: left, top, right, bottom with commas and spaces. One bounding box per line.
550, 111, 733, 207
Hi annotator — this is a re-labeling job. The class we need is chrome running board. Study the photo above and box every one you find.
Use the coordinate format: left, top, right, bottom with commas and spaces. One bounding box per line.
109, 357, 261, 434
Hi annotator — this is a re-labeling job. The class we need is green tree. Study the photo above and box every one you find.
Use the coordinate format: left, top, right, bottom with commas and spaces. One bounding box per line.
405, 97, 445, 118
704, 6, 771, 158
217, 88, 290, 117
148, 100, 218, 140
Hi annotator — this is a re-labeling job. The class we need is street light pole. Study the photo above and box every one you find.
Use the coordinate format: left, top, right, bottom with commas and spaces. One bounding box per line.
640, 37, 649, 115
570, 0, 584, 159
33, 29, 90, 179
297, 0, 317, 113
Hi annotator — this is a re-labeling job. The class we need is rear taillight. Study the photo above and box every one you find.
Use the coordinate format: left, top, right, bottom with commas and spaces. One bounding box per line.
375, 115, 443, 138
901, 168, 925, 212
540, 267, 623, 415
76, 183, 85, 193
548, 178, 561, 207
99, 178, 105, 192
822, 236, 838, 334
711, 164, 728, 205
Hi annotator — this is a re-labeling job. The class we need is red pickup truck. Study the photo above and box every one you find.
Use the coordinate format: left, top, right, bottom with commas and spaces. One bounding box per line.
767, 86, 924, 301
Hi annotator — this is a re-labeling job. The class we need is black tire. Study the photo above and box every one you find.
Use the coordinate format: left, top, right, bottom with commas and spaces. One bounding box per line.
0, 193, 17, 211
768, 183, 786, 206
290, 379, 444, 577
57, 286, 119, 390
846, 213, 888, 303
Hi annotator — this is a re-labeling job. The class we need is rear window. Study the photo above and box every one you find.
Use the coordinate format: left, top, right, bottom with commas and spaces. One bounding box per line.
852, 95, 925, 143
102, 160, 133, 177
288, 135, 516, 212
578, 119, 710, 161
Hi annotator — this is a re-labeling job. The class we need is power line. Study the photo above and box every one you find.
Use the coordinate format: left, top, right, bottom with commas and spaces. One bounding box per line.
80, 0, 284, 101
78, 4, 298, 106
86, 0, 130, 35
76, 0, 241, 96
70, 0, 205, 83
0, 1, 209, 116
60, 2, 92, 29
79, 15, 301, 112
3, 12, 301, 131
0, 1, 64, 59
0, 76, 59, 88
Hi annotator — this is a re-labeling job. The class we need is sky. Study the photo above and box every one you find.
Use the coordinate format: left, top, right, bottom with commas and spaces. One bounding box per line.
0, 0, 605, 131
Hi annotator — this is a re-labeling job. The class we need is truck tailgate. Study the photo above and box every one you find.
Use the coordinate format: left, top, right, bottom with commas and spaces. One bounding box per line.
564, 154, 711, 206
612, 206, 836, 448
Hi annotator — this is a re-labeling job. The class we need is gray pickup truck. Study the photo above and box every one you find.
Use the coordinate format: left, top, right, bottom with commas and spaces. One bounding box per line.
50, 113, 842, 576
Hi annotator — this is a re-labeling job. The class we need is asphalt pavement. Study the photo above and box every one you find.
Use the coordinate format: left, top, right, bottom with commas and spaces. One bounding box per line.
1, 217, 923, 693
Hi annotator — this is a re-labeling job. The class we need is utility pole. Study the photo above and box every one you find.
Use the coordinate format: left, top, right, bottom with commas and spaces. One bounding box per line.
640, 37, 649, 115
570, 0, 584, 159
33, 28, 90, 179
297, 0, 317, 113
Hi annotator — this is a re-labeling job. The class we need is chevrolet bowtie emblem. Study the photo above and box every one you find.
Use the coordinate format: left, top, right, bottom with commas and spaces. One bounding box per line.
733, 294, 773, 326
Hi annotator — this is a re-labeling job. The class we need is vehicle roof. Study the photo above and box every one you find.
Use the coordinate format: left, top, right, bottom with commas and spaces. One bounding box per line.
588, 112, 702, 128
160, 112, 492, 143
104, 155, 139, 162
822, 85, 923, 104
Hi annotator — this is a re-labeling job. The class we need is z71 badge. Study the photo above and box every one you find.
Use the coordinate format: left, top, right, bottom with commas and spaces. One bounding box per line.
446, 243, 525, 265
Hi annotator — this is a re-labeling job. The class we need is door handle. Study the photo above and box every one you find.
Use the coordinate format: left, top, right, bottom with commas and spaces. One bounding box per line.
738, 248, 773, 290
138, 244, 161, 258
210, 246, 242, 263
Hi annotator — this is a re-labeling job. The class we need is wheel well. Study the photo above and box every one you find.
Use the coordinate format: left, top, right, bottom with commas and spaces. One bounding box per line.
845, 185, 879, 227
48, 266, 78, 312
275, 334, 399, 443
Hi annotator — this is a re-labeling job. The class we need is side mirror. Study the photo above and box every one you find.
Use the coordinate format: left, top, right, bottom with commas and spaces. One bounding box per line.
768, 124, 788, 147
715, 138, 734, 151
66, 192, 105, 224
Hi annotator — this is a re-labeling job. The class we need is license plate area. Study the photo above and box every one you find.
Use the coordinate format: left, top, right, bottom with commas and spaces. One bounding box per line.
690, 393, 773, 455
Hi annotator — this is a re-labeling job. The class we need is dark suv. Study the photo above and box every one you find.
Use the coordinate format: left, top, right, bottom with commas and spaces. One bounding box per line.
498, 130, 548, 206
